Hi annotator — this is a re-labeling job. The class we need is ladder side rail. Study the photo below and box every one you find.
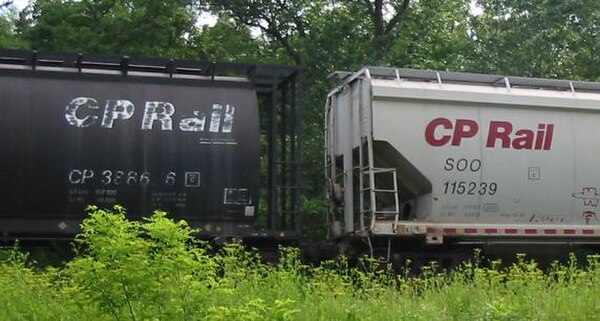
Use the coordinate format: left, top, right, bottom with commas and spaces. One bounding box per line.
357, 78, 367, 233
392, 170, 400, 232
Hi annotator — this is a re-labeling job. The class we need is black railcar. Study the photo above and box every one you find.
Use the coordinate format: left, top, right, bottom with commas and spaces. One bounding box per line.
0, 50, 301, 242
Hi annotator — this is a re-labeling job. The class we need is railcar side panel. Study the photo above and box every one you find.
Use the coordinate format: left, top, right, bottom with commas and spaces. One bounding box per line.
0, 72, 260, 226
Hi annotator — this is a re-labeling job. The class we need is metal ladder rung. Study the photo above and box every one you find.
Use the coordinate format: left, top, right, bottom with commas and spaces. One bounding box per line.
361, 168, 395, 174
360, 188, 397, 193
361, 210, 399, 214
361, 206, 399, 213
373, 210, 399, 214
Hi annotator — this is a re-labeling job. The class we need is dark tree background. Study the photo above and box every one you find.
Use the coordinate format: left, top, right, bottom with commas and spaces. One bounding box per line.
2, 0, 599, 237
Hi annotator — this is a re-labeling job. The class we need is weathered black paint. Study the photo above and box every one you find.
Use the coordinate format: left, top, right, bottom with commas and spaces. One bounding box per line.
0, 72, 260, 224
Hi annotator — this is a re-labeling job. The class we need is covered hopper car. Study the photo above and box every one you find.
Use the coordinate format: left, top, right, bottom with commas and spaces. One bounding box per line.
0, 50, 301, 242
326, 67, 600, 261
5, 48, 600, 262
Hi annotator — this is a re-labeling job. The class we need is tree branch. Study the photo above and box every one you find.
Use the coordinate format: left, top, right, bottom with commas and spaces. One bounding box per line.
262, 15, 303, 65
0, 1, 13, 9
385, 0, 410, 34
221, 2, 303, 65
292, 13, 307, 36
372, 0, 384, 36
276, 0, 306, 36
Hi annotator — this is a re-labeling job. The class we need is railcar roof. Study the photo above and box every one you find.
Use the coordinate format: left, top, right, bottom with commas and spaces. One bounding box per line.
0, 49, 300, 88
330, 67, 600, 94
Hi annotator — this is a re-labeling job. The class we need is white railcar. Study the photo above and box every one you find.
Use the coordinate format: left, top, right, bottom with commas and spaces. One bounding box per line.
325, 67, 600, 249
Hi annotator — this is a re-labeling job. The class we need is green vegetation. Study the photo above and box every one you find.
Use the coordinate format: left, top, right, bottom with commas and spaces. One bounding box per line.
2, 206, 600, 321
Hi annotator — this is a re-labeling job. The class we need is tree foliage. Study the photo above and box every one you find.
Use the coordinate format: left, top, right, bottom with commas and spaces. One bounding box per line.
186, 17, 267, 62
19, 0, 199, 57
0, 6, 24, 48
469, 0, 600, 80
386, 0, 474, 70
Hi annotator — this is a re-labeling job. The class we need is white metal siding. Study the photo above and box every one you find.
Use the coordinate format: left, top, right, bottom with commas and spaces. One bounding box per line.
370, 79, 600, 225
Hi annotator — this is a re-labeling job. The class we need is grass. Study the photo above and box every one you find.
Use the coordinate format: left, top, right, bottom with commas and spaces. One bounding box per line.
1, 206, 600, 321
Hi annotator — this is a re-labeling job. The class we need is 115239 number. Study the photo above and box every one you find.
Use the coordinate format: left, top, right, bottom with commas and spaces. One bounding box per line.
442, 181, 497, 195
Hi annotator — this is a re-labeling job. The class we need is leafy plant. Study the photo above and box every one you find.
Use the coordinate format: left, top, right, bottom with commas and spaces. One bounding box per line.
3, 206, 600, 320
